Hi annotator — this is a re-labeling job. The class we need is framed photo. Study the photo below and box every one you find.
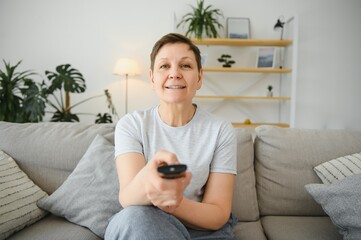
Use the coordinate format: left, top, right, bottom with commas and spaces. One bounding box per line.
256, 47, 276, 68
227, 17, 251, 39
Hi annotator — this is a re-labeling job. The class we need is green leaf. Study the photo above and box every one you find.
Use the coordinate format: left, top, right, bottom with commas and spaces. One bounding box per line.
0, 60, 45, 122
177, 0, 223, 39
22, 81, 46, 122
95, 113, 113, 124
50, 110, 80, 122
46, 64, 86, 94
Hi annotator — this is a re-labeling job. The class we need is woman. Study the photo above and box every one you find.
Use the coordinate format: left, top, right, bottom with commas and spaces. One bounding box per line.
105, 33, 237, 240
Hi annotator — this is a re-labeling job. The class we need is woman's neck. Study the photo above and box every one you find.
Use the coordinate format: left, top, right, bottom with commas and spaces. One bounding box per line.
158, 103, 197, 127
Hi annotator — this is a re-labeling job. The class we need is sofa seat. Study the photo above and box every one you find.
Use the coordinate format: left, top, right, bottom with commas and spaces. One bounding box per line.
261, 216, 342, 240
7, 215, 100, 240
233, 220, 267, 240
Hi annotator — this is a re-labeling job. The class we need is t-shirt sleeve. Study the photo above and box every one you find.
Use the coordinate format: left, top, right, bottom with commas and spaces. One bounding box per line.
210, 122, 237, 175
114, 114, 143, 159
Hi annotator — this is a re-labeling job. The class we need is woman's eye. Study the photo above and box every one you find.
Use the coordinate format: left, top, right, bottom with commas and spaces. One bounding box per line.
160, 64, 169, 69
181, 64, 191, 69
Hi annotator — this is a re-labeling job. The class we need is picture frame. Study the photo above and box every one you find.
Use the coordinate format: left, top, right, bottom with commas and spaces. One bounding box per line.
227, 17, 251, 39
256, 47, 276, 68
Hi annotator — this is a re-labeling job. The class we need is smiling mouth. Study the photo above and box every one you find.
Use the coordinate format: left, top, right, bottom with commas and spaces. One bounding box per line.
165, 85, 186, 89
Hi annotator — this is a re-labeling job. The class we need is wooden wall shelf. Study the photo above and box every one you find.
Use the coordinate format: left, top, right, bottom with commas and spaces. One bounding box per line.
191, 38, 293, 47
232, 122, 290, 128
203, 67, 292, 73
191, 17, 298, 129
195, 95, 291, 101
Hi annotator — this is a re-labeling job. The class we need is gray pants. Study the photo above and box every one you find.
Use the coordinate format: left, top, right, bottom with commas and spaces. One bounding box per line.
104, 206, 236, 240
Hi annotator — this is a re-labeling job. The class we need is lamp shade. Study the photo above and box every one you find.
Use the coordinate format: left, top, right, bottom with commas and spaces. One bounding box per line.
113, 58, 140, 76
274, 18, 285, 31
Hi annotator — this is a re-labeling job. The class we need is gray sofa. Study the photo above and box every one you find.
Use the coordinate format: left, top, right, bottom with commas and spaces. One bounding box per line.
1, 121, 360, 240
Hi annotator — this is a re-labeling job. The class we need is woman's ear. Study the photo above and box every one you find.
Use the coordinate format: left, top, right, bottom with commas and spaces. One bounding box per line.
149, 69, 155, 90
197, 69, 203, 90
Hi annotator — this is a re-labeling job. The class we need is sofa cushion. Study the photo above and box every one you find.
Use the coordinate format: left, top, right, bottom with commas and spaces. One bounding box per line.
0, 122, 115, 194
254, 126, 361, 216
7, 215, 100, 240
232, 128, 259, 221
37, 135, 121, 238
261, 216, 342, 240
314, 152, 361, 184
233, 220, 267, 240
0, 151, 48, 239
305, 173, 361, 240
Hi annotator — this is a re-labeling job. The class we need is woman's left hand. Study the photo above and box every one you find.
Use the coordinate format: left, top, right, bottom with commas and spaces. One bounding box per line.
145, 150, 192, 213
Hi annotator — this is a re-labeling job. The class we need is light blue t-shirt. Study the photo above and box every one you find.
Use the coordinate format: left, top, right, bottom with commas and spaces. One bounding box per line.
114, 105, 237, 202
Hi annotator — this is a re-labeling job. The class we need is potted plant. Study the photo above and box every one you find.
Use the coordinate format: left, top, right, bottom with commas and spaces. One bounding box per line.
218, 54, 236, 68
0, 60, 117, 123
267, 85, 273, 97
44, 64, 117, 123
177, 0, 223, 39
0, 60, 47, 122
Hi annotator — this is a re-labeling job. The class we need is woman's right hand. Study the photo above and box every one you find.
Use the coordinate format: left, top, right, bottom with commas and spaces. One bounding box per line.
142, 150, 192, 213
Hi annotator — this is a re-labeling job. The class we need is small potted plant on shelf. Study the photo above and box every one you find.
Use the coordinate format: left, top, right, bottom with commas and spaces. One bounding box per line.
243, 118, 252, 125
176, 0, 223, 39
218, 54, 236, 68
267, 85, 273, 97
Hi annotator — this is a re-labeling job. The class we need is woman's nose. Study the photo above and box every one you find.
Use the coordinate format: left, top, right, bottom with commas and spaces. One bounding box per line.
169, 67, 181, 79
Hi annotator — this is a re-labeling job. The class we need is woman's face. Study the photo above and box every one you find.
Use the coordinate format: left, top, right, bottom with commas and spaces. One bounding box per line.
150, 43, 202, 105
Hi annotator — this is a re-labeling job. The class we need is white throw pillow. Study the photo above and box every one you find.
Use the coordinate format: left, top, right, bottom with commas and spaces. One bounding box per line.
0, 150, 48, 240
314, 152, 361, 184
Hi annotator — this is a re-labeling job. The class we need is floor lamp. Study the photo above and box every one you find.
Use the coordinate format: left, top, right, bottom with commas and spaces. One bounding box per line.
274, 16, 286, 69
113, 58, 140, 115
274, 16, 285, 40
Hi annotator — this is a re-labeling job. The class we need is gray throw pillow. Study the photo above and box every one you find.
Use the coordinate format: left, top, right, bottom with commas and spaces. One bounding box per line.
305, 173, 361, 240
37, 134, 121, 238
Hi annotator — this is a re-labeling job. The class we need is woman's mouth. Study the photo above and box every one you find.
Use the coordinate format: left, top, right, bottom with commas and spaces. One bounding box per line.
165, 85, 186, 89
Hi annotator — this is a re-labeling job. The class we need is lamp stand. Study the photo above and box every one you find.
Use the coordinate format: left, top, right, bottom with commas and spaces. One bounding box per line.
125, 73, 128, 115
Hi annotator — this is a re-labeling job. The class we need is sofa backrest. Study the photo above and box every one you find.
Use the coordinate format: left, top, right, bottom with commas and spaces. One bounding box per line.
0, 122, 261, 222
0, 122, 115, 194
254, 125, 361, 216
232, 128, 260, 222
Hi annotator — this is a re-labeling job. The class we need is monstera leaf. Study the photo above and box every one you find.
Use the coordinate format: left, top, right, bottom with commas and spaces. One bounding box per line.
45, 64, 86, 94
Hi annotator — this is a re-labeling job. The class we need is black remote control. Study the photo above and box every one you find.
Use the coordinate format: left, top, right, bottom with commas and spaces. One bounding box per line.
157, 164, 187, 179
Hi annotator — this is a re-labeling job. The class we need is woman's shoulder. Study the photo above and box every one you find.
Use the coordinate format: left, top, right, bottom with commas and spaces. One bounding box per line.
196, 107, 232, 127
116, 106, 157, 128
193, 107, 234, 138
123, 106, 157, 120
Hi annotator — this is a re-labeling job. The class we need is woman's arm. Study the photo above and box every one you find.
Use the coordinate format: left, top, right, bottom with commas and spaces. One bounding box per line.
116, 152, 234, 230
172, 172, 235, 231
115, 152, 150, 207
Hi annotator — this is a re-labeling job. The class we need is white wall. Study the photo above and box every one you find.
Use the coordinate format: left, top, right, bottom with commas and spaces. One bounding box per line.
1, 0, 360, 130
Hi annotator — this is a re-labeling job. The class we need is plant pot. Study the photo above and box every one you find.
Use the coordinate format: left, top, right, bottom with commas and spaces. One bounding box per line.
267, 91, 273, 97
